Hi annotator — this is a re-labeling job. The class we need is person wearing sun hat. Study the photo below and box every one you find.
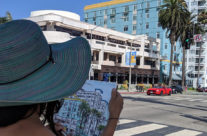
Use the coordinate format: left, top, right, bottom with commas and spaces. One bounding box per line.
0, 20, 123, 136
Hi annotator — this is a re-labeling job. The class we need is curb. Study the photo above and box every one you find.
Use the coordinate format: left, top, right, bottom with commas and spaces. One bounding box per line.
119, 92, 146, 94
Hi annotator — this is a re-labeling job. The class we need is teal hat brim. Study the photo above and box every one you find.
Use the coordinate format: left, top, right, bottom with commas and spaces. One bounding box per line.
0, 37, 91, 106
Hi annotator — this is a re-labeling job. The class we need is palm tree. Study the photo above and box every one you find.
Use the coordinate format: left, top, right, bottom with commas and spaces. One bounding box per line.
198, 10, 207, 26
159, 0, 189, 86
78, 101, 91, 135
0, 12, 12, 24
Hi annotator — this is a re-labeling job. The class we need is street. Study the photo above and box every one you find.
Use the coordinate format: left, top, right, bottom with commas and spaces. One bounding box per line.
115, 93, 207, 136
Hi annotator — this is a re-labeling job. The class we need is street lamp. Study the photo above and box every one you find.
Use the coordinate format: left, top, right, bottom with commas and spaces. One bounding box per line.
128, 42, 132, 92
128, 36, 142, 91
88, 25, 100, 80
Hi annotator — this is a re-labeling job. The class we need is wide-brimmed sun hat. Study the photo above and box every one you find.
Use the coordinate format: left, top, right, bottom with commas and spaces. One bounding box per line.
0, 20, 91, 106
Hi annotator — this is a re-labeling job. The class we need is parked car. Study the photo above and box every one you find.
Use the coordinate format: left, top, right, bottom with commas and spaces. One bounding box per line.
147, 86, 172, 95
197, 87, 207, 92
170, 85, 183, 94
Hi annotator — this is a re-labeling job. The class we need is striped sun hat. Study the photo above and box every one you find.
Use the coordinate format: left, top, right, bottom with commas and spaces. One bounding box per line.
0, 20, 91, 106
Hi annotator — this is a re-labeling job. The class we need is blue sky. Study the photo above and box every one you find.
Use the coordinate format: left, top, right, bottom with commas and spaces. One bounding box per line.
0, 0, 108, 20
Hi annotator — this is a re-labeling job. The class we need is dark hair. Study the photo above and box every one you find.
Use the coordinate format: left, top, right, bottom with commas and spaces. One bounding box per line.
0, 100, 62, 135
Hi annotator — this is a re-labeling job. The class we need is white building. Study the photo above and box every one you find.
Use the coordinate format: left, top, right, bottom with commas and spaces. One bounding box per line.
28, 10, 161, 86
185, 0, 207, 88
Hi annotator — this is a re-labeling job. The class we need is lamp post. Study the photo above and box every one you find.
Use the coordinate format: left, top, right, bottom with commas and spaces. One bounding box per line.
128, 42, 132, 92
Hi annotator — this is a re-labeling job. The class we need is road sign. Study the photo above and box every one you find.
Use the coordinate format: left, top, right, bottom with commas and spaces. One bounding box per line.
194, 34, 202, 42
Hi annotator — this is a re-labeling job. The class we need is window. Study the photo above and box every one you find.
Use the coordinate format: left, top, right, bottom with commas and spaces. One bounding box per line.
146, 13, 149, 18
109, 55, 116, 62
174, 46, 176, 51
163, 64, 167, 70
118, 56, 122, 63
104, 9, 107, 15
165, 43, 168, 49
133, 25, 136, 31
111, 8, 116, 14
123, 14, 129, 21
94, 11, 96, 16
85, 13, 88, 18
111, 16, 115, 23
104, 19, 107, 25
157, 22, 161, 27
133, 15, 137, 21
100, 10, 102, 15
124, 6, 129, 12
158, 0, 161, 6
124, 25, 128, 31
156, 32, 160, 38
146, 22, 149, 29
145, 9, 149, 18
134, 4, 137, 11
85, 19, 88, 22
147, 2, 150, 8
104, 53, 108, 60
111, 27, 115, 30
146, 33, 149, 36
93, 17, 96, 21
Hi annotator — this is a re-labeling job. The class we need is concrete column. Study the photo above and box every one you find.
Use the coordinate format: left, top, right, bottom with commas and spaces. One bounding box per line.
116, 73, 118, 84
107, 53, 109, 61
94, 52, 97, 61
122, 53, 126, 66
147, 76, 149, 84
99, 50, 104, 65
140, 56, 144, 67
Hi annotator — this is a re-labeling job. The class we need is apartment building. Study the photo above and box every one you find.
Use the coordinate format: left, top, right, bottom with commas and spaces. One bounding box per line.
84, 0, 183, 84
185, 0, 207, 88
28, 10, 160, 85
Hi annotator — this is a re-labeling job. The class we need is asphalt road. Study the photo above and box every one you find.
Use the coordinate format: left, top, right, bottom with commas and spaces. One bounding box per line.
115, 93, 207, 136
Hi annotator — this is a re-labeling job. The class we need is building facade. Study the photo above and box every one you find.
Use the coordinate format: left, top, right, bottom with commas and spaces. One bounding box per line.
28, 10, 161, 86
84, 0, 183, 84
185, 0, 207, 88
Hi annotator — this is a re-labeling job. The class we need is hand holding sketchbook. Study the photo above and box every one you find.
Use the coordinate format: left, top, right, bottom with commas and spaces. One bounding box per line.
54, 80, 117, 136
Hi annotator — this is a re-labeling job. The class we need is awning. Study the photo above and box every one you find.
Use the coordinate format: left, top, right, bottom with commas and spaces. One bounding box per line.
172, 74, 182, 80
163, 71, 182, 80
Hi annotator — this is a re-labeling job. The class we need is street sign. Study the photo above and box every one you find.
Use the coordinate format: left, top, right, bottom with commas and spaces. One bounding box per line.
194, 34, 202, 42
126, 52, 136, 66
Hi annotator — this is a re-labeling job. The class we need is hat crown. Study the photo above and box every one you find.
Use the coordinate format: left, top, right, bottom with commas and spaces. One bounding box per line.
0, 20, 50, 84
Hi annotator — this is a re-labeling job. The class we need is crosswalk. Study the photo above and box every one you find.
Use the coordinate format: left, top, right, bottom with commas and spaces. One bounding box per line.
114, 119, 205, 136
130, 95, 207, 103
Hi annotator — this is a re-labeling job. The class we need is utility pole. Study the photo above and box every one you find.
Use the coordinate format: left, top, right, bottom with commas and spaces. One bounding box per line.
128, 42, 132, 92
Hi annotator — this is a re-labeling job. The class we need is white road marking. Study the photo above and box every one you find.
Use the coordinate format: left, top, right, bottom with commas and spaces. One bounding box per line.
114, 123, 167, 136
165, 129, 202, 136
201, 100, 207, 103
118, 119, 136, 125
188, 99, 203, 102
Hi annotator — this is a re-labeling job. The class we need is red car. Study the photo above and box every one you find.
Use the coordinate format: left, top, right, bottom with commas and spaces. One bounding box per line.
197, 87, 207, 92
147, 86, 172, 95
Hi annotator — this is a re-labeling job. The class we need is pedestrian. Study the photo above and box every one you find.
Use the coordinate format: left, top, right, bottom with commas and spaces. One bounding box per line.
0, 20, 123, 136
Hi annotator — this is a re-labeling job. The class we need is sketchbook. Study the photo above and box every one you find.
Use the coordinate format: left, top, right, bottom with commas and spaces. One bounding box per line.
54, 80, 116, 136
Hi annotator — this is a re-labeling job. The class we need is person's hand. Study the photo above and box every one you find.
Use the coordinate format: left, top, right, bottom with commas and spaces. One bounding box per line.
54, 123, 67, 136
109, 88, 123, 119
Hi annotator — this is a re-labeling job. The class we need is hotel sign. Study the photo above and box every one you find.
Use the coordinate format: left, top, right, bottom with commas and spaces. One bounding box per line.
126, 52, 136, 66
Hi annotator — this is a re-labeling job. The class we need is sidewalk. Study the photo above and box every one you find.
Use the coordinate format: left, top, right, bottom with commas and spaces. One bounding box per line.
118, 89, 146, 94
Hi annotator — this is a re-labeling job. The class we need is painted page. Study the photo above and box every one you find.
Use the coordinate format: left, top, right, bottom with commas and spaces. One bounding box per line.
54, 80, 116, 136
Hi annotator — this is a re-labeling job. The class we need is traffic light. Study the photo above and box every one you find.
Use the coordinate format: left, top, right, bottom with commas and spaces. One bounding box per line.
185, 32, 191, 49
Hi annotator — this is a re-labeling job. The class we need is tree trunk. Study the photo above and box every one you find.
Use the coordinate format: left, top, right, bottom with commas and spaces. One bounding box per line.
182, 45, 186, 90
197, 43, 202, 88
169, 39, 175, 87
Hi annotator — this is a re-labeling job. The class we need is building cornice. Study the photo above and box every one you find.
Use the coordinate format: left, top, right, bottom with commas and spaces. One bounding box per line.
84, 0, 136, 10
